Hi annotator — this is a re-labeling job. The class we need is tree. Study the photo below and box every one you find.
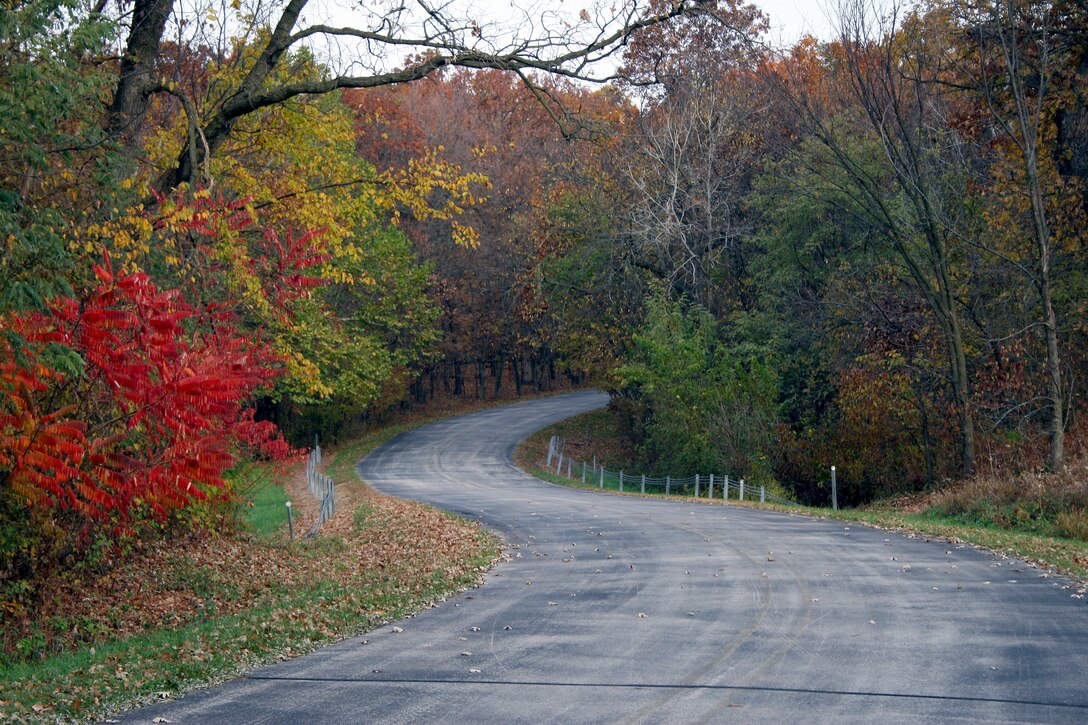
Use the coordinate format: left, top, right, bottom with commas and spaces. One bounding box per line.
952, 0, 1085, 471
620, 72, 767, 310
345, 69, 636, 400
0, 0, 118, 312
0, 248, 295, 523
768, 1, 982, 476
103, 0, 716, 194
618, 287, 779, 479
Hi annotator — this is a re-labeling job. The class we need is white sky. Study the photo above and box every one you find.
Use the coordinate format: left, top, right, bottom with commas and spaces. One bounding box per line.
756, 0, 835, 43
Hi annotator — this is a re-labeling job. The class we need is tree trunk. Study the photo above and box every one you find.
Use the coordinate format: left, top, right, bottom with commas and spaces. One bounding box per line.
532, 355, 542, 393
1030, 160, 1065, 471
989, 4, 1066, 470
107, 0, 173, 152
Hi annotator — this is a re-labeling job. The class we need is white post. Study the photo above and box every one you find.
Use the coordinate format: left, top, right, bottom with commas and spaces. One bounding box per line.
619, 470, 624, 492
760, 486, 765, 503
740, 479, 745, 501
831, 465, 838, 510
582, 461, 587, 483
600, 467, 604, 489
708, 473, 714, 498
556, 452, 563, 474
641, 474, 646, 494
724, 475, 729, 500
666, 476, 671, 495
567, 457, 573, 478
695, 474, 700, 498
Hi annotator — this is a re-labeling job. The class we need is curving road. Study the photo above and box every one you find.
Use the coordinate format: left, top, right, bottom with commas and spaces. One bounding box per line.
126, 391, 1088, 723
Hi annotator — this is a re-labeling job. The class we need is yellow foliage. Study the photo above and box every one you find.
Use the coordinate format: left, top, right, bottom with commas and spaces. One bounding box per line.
127, 42, 468, 403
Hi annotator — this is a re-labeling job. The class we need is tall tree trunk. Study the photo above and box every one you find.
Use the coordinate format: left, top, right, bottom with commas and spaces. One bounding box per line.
107, 0, 173, 151
815, 4, 978, 476
531, 356, 542, 393
984, 3, 1066, 470
492, 357, 503, 398
1029, 160, 1065, 470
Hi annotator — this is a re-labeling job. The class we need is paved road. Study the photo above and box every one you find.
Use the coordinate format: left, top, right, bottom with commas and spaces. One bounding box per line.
125, 391, 1088, 723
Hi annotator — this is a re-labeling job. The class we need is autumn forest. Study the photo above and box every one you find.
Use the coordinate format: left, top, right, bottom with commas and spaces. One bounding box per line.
2, 0, 1087, 655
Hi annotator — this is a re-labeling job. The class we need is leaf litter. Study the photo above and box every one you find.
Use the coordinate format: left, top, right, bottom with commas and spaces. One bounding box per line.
2, 455, 499, 723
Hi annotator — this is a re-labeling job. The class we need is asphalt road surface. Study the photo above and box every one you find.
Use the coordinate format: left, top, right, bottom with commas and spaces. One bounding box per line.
123, 391, 1088, 723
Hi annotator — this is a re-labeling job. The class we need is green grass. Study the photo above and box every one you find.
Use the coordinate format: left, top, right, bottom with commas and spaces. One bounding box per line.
831, 507, 1088, 581
242, 471, 291, 537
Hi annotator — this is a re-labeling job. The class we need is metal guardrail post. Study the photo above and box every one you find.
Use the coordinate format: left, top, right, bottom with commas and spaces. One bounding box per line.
740, 479, 745, 501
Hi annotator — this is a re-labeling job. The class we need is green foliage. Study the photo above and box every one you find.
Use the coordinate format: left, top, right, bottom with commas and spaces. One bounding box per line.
0, 0, 115, 174
0, 0, 117, 313
618, 287, 779, 481
541, 189, 643, 384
